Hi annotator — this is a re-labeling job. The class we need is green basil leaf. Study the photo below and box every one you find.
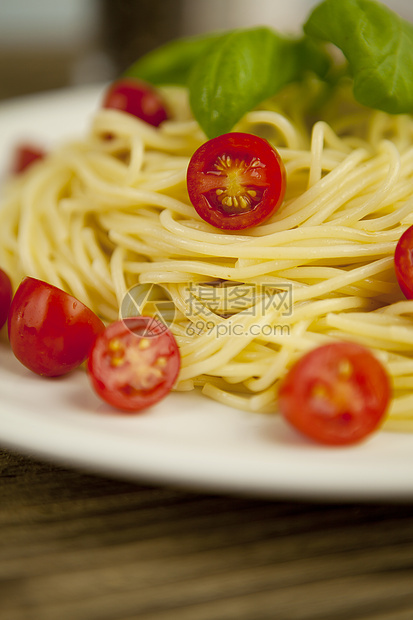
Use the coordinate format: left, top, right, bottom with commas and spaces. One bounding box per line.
299, 35, 331, 79
304, 0, 413, 114
124, 31, 225, 85
188, 27, 322, 138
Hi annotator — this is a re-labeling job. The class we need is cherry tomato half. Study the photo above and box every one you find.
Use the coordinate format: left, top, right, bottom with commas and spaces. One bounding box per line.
0, 268, 13, 329
186, 132, 286, 230
278, 341, 391, 446
12, 144, 45, 174
8, 277, 105, 377
102, 78, 169, 127
394, 225, 413, 298
87, 317, 180, 413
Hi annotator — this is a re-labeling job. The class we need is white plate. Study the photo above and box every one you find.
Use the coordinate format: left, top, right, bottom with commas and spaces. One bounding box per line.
0, 85, 412, 502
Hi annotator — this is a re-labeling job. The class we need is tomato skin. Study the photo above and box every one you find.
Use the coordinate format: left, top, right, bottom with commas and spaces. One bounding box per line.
278, 342, 391, 446
394, 225, 413, 298
8, 277, 105, 377
0, 268, 13, 329
87, 317, 180, 413
186, 132, 286, 230
102, 78, 169, 127
12, 144, 45, 174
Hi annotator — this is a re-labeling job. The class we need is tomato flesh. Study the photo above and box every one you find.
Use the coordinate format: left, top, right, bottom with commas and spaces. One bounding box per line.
12, 144, 45, 174
87, 317, 180, 412
394, 225, 413, 298
8, 277, 105, 377
0, 268, 13, 329
278, 342, 391, 445
102, 78, 169, 127
186, 132, 286, 230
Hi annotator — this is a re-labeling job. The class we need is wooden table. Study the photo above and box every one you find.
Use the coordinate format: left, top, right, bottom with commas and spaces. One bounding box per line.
2, 448, 413, 619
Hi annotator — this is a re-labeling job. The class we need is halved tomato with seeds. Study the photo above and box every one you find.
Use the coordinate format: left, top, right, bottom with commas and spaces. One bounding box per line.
87, 316, 180, 412
186, 132, 286, 230
278, 341, 391, 445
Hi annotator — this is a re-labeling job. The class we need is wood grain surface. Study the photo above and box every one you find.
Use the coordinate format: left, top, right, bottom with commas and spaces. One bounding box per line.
1, 449, 413, 620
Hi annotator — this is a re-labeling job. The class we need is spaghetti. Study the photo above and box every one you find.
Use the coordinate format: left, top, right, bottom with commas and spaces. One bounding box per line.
1, 80, 413, 429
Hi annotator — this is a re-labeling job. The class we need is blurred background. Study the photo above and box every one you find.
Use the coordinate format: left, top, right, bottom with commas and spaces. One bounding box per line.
0, 0, 412, 102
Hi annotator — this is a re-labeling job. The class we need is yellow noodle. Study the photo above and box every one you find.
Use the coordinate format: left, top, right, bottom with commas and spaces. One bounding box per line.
2, 82, 413, 423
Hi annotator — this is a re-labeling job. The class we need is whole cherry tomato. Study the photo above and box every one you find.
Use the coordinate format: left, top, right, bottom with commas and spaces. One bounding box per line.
278, 341, 391, 445
0, 268, 13, 329
186, 132, 286, 230
394, 225, 413, 298
8, 277, 105, 377
102, 77, 169, 127
87, 316, 180, 412
12, 144, 45, 174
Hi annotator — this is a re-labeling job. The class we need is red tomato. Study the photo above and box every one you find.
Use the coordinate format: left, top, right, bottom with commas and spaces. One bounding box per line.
0, 268, 13, 329
87, 317, 180, 412
186, 132, 286, 230
8, 277, 105, 377
394, 225, 413, 298
12, 144, 45, 174
102, 78, 169, 127
278, 342, 391, 445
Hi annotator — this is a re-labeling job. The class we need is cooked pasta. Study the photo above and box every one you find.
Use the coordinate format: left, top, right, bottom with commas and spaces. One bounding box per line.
1, 80, 413, 429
